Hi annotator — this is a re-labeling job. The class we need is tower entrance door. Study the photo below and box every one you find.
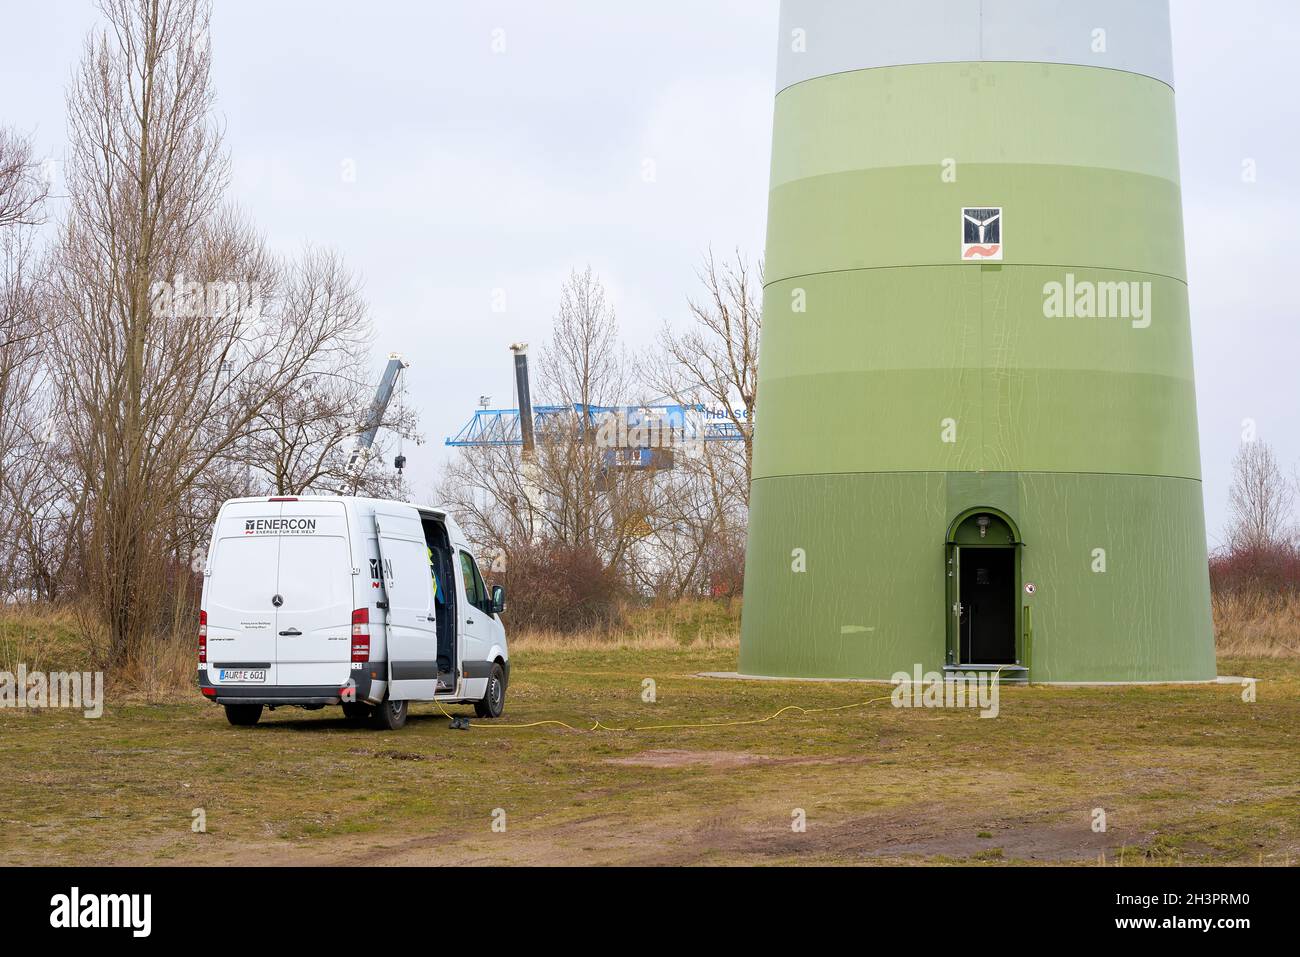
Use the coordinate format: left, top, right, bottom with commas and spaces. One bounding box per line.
946, 510, 1021, 666
958, 547, 1016, 663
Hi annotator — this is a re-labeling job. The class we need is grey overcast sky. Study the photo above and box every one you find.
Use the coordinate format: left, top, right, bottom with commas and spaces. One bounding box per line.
1, 1, 1296, 544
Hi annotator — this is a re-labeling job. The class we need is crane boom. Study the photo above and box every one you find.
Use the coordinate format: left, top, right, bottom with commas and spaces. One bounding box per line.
347, 353, 409, 472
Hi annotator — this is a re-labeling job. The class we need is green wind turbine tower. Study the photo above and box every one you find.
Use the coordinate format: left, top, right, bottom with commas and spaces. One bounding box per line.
739, 0, 1215, 682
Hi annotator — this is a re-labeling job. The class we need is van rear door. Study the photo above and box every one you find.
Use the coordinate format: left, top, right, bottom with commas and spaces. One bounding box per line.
273, 501, 355, 686
205, 501, 282, 686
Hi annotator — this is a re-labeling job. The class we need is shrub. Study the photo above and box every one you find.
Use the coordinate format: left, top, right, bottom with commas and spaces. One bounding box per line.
496, 539, 626, 633
1209, 541, 1300, 657
1208, 541, 1300, 602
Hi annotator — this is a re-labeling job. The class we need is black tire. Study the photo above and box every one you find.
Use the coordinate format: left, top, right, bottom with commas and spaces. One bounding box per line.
341, 702, 371, 722
370, 697, 409, 730
474, 663, 506, 719
224, 703, 263, 727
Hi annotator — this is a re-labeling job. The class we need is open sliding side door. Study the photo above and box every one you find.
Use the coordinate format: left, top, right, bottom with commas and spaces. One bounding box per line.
372, 513, 395, 691
373, 508, 438, 700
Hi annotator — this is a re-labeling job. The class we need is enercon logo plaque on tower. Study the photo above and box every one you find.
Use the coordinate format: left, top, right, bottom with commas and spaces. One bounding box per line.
961, 206, 1002, 260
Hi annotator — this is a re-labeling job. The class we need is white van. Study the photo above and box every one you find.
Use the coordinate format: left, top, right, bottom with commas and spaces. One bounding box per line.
197, 496, 509, 730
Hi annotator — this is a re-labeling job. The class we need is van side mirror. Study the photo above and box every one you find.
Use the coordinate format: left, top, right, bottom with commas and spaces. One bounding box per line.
491, 584, 506, 615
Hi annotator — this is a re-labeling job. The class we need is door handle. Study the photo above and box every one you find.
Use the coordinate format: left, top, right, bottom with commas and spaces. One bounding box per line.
426, 615, 436, 622
278, 628, 302, 637
466, 618, 475, 625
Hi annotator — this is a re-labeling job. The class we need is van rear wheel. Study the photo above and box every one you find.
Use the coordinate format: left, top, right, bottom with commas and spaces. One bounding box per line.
224, 703, 263, 727
474, 663, 506, 719
370, 697, 408, 730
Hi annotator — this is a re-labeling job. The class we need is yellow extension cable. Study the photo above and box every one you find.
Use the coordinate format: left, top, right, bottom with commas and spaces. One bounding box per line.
436, 694, 897, 732
431, 665, 1016, 733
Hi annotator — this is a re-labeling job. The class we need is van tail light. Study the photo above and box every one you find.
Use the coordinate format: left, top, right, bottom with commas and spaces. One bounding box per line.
351, 608, 370, 663
198, 610, 208, 664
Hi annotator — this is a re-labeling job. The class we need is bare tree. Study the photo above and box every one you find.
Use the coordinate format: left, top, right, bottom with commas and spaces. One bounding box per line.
0, 224, 51, 597
437, 268, 659, 623
224, 248, 420, 498
649, 248, 761, 495
434, 443, 536, 551
0, 128, 51, 230
0, 230, 84, 604
50, 0, 378, 662
1226, 440, 1295, 553
539, 266, 630, 410
637, 249, 762, 597
0, 122, 63, 599
440, 256, 764, 609
509, 267, 645, 560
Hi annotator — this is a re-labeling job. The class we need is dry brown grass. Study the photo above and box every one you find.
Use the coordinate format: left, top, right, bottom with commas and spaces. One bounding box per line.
114, 632, 198, 701
0, 602, 196, 700
512, 628, 739, 652
0, 604, 83, 673
1214, 591, 1300, 658
511, 598, 742, 652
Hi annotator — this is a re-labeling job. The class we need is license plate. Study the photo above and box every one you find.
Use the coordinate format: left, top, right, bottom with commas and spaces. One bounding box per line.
219, 669, 267, 683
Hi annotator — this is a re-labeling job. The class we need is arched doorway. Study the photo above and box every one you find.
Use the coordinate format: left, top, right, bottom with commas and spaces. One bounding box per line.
945, 509, 1021, 666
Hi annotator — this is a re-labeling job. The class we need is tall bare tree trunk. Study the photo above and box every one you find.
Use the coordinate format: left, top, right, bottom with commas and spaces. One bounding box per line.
53, 1, 378, 662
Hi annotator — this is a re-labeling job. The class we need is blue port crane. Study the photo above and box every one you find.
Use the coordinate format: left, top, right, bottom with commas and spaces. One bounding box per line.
445, 402, 745, 448
444, 343, 746, 473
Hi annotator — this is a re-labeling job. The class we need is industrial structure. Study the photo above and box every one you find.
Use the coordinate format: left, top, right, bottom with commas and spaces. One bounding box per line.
739, 0, 1215, 682
347, 352, 410, 481
446, 345, 746, 463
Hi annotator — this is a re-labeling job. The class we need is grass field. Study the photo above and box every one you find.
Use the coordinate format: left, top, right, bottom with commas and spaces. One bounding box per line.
2, 624, 1297, 865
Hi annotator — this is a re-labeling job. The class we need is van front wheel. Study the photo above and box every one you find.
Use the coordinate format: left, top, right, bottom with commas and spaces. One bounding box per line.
224, 703, 263, 727
370, 697, 409, 730
474, 664, 506, 719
